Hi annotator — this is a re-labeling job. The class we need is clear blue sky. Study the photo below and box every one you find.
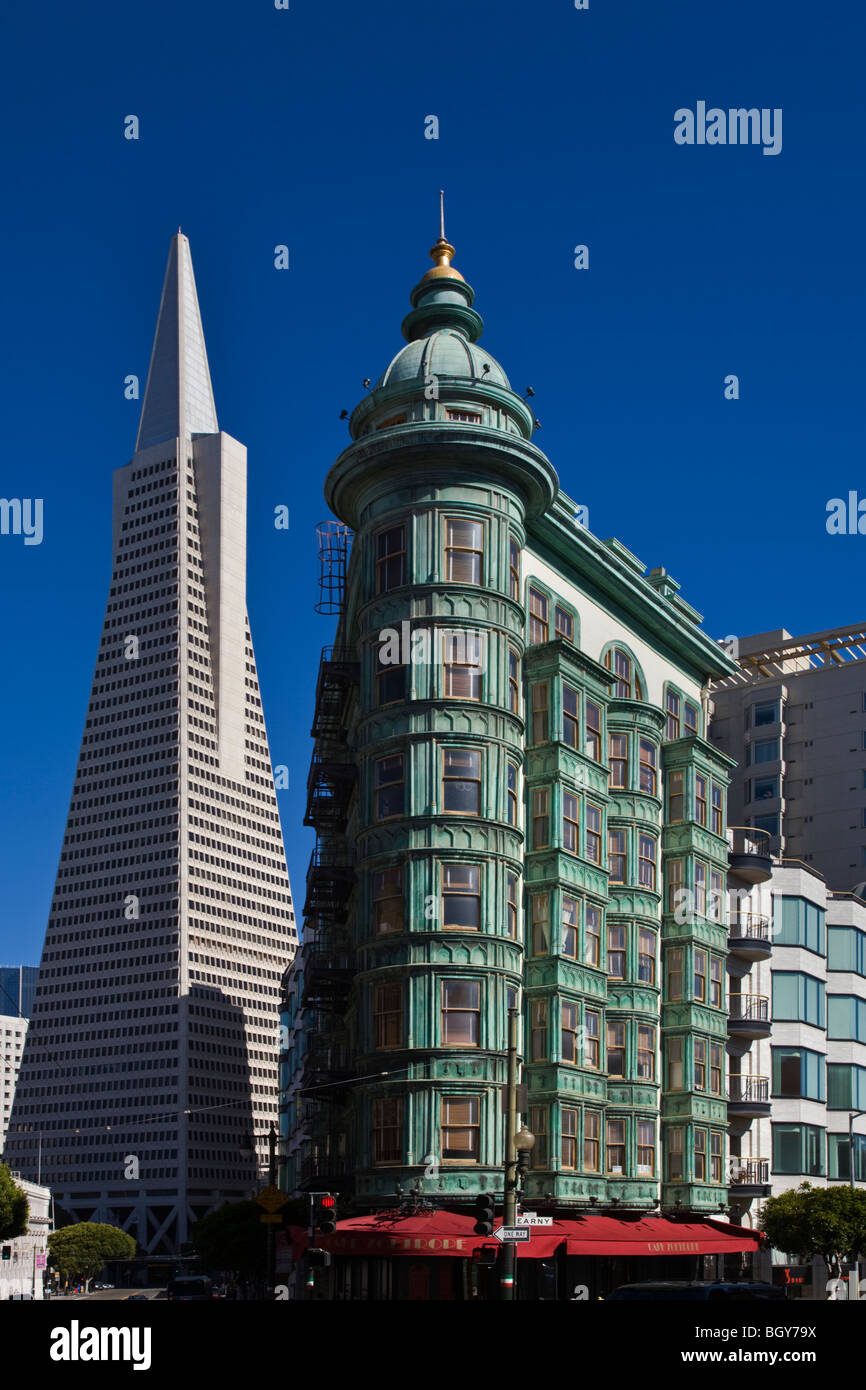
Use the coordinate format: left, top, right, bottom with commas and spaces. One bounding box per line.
1, 0, 864, 966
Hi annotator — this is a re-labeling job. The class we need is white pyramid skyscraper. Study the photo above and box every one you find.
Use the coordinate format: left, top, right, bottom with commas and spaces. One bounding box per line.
3, 234, 297, 1253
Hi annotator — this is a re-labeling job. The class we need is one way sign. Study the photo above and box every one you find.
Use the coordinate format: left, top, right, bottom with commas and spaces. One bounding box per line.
493, 1226, 531, 1243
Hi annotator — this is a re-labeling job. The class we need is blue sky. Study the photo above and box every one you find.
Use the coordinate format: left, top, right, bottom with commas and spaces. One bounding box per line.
1, 0, 864, 967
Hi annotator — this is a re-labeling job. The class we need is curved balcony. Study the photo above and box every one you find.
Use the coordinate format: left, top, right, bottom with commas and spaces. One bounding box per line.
727, 827, 773, 884
727, 994, 771, 1040
727, 1157, 771, 1198
727, 912, 772, 962
727, 1075, 771, 1120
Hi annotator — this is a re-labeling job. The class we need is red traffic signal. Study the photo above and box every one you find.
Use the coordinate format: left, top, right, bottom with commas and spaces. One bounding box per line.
313, 1193, 338, 1234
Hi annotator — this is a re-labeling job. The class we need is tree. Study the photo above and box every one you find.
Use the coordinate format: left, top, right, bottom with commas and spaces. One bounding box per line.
0, 1164, 29, 1241
47, 1222, 136, 1291
191, 1201, 269, 1279
759, 1183, 866, 1288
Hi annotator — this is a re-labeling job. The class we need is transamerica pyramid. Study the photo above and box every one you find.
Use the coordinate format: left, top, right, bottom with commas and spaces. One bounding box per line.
3, 234, 297, 1254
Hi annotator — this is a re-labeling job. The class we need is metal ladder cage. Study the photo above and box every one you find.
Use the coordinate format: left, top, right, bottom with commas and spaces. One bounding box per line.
315, 521, 352, 615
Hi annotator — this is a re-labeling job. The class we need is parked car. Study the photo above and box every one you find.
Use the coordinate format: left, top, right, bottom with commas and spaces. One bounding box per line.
166, 1275, 219, 1302
606, 1280, 787, 1301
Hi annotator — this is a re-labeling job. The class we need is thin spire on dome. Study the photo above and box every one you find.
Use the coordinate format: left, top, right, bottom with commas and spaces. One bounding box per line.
439, 189, 445, 241
424, 190, 464, 283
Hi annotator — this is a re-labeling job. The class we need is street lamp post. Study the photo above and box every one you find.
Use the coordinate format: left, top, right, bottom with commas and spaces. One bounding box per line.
500, 1008, 535, 1300
240, 1124, 282, 1299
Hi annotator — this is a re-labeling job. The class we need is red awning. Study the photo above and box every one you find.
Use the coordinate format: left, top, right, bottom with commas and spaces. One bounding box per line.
563, 1215, 762, 1257
294, 1210, 486, 1258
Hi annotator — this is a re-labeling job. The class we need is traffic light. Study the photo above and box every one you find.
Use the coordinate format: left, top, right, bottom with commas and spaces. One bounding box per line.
313, 1193, 337, 1235
473, 1193, 495, 1236
472, 1244, 499, 1267
307, 1248, 332, 1268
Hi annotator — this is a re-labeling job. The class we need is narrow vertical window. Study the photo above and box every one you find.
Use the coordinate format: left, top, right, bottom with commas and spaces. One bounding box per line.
665, 689, 681, 740
507, 873, 518, 939
561, 1001, 580, 1063
711, 784, 723, 836
554, 605, 573, 641
529, 1107, 548, 1167
373, 868, 402, 936
667, 858, 684, 914
638, 1026, 655, 1079
637, 1120, 655, 1176
532, 788, 550, 849
506, 760, 518, 826
445, 517, 483, 584
585, 701, 601, 761
562, 791, 579, 854
584, 905, 601, 967
508, 648, 520, 714
694, 1038, 706, 1090
531, 683, 549, 742
685, 702, 699, 737
694, 1128, 706, 1181
667, 1126, 684, 1180
529, 586, 549, 643
376, 524, 406, 593
531, 892, 549, 955
509, 538, 520, 600
695, 774, 708, 826
694, 949, 707, 1002
530, 998, 548, 1059
562, 684, 579, 747
609, 733, 628, 789
585, 803, 601, 863
372, 1097, 403, 1163
710, 957, 723, 1008
694, 861, 706, 917
561, 895, 578, 958
710, 1131, 722, 1183
667, 1036, 683, 1089
375, 753, 404, 820
584, 1011, 600, 1068
608, 829, 626, 883
562, 1108, 578, 1169
607, 1021, 625, 1075
710, 1043, 723, 1094
607, 924, 626, 979
709, 870, 723, 922
374, 983, 403, 1049
639, 739, 657, 795
668, 769, 684, 821
667, 948, 683, 1001
638, 929, 656, 984
583, 1110, 600, 1171
607, 1118, 626, 1174
638, 835, 657, 889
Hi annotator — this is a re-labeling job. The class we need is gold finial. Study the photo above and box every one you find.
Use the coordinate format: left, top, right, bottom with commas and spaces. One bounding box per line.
423, 189, 465, 282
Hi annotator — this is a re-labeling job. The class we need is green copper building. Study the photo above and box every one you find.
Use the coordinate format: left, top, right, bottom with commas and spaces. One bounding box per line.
283, 220, 743, 1239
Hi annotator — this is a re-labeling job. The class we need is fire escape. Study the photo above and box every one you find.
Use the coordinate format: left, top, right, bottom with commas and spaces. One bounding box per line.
298, 524, 358, 1189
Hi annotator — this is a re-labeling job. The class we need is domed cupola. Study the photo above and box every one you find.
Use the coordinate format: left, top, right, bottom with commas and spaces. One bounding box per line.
347, 196, 532, 442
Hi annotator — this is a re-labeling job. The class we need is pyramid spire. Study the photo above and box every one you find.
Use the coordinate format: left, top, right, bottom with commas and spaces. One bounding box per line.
135, 233, 219, 452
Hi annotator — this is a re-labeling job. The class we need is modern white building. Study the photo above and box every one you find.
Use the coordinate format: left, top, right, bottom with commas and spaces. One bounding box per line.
722, 854, 866, 1294
0, 1175, 51, 1301
2, 234, 297, 1253
1, 1016, 28, 1154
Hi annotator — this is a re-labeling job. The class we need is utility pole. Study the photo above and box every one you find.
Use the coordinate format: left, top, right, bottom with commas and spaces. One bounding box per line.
500, 1006, 519, 1300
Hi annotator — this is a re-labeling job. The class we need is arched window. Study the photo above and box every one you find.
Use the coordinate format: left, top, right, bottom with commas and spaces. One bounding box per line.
603, 645, 645, 700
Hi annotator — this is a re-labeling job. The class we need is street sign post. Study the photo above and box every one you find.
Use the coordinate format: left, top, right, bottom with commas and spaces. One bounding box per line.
516, 1214, 553, 1226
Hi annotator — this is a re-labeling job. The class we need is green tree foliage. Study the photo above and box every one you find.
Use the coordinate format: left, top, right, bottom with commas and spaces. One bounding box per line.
47, 1222, 136, 1287
0, 1164, 29, 1241
759, 1183, 866, 1274
191, 1201, 269, 1276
